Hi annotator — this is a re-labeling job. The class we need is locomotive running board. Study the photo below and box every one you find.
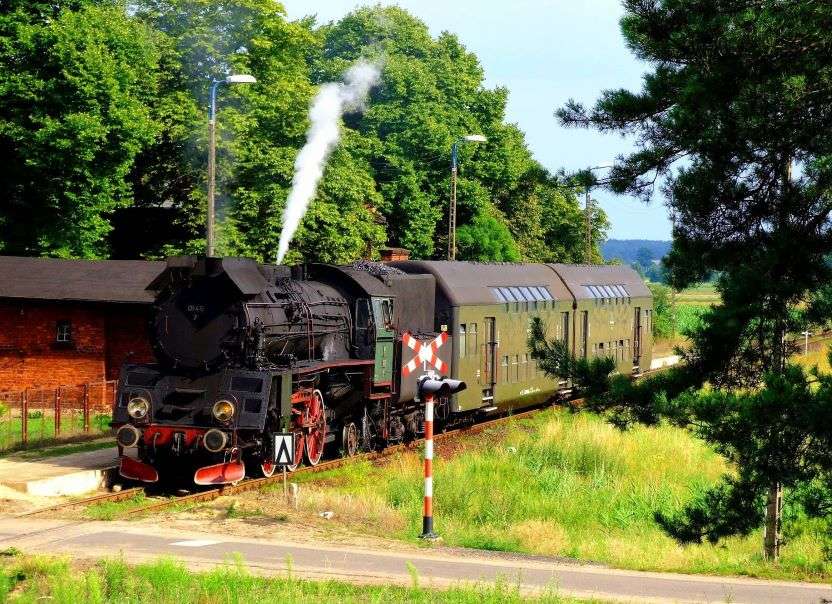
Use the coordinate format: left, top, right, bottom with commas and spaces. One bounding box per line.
119, 456, 159, 483
194, 461, 245, 486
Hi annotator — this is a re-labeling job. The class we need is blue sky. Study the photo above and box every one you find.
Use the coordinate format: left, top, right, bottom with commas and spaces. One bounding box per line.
280, 0, 672, 241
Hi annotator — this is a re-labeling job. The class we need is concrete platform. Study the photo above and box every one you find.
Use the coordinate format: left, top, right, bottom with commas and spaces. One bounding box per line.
0, 447, 118, 496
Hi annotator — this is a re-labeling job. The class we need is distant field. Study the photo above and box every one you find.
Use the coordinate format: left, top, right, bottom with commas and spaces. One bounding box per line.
675, 283, 720, 307
285, 409, 830, 582
0, 554, 593, 604
652, 283, 718, 356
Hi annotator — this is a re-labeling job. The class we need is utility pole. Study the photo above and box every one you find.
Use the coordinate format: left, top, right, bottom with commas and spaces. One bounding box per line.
447, 135, 486, 261
207, 87, 217, 256
448, 142, 458, 261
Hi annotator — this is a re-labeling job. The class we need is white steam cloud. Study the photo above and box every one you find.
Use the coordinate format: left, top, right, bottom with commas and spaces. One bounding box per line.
276, 61, 381, 263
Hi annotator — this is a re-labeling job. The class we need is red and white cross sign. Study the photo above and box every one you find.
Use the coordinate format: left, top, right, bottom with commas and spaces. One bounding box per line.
402, 331, 448, 376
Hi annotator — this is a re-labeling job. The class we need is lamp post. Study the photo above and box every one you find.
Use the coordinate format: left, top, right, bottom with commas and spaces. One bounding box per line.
448, 134, 487, 261
207, 74, 257, 257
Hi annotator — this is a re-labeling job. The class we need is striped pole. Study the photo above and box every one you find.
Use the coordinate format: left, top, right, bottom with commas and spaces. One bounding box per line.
420, 392, 437, 539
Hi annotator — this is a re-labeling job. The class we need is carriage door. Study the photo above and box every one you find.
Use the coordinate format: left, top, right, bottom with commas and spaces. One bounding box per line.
633, 307, 642, 365
581, 311, 589, 358
481, 317, 497, 404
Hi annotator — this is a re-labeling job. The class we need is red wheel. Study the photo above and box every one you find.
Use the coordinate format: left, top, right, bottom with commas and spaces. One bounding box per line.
286, 430, 305, 471
304, 389, 327, 466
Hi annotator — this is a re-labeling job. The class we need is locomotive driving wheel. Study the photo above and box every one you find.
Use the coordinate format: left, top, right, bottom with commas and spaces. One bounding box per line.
304, 389, 327, 466
285, 430, 305, 472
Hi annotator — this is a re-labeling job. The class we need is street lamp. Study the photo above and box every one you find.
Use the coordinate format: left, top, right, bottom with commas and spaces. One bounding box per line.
206, 74, 257, 256
448, 134, 487, 261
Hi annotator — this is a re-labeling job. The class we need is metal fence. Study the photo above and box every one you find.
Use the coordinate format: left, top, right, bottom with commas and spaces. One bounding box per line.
0, 381, 116, 451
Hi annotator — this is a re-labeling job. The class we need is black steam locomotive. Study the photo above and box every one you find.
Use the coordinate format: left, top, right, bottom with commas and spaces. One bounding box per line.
113, 256, 652, 485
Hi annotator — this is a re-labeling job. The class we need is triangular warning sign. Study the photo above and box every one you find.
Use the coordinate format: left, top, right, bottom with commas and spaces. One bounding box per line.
274, 433, 294, 465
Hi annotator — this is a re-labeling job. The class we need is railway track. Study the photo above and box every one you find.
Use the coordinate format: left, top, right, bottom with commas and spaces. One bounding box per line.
20, 401, 560, 520
18, 487, 145, 517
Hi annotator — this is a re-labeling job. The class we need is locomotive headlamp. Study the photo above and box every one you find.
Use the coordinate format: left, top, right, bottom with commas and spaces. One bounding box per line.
127, 396, 150, 420
212, 400, 235, 423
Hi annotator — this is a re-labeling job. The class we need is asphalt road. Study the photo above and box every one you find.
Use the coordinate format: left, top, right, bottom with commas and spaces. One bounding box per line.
1, 518, 830, 603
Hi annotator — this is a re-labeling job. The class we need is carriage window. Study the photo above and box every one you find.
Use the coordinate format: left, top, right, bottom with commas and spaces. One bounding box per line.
502, 355, 509, 383
469, 323, 477, 356
459, 324, 466, 358
56, 320, 72, 343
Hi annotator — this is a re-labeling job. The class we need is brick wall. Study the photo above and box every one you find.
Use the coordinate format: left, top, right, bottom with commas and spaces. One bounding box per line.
0, 300, 153, 392
104, 309, 154, 380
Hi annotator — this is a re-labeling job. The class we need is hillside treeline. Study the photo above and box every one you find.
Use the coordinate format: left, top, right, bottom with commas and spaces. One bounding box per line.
0, 1, 605, 263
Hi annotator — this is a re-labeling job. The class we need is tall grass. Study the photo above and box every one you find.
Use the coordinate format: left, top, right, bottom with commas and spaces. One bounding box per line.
0, 554, 593, 603
300, 409, 831, 581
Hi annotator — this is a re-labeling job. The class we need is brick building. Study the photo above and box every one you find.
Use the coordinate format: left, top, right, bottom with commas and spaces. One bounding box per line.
0, 257, 164, 392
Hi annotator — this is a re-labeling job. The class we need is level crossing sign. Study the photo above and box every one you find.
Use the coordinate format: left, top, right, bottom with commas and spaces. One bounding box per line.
273, 433, 295, 466
402, 331, 448, 376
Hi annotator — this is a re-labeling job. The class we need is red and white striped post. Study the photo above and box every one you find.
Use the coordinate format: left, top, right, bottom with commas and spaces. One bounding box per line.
417, 375, 466, 541
421, 390, 437, 539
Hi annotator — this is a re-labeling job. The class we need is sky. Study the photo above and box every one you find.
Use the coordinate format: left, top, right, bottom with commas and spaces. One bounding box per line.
279, 0, 673, 241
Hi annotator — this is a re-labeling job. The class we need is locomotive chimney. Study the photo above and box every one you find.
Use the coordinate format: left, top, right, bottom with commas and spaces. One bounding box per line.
291, 264, 308, 281
380, 247, 410, 262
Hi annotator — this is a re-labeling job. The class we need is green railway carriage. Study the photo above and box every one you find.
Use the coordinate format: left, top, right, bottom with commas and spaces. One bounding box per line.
392, 262, 653, 415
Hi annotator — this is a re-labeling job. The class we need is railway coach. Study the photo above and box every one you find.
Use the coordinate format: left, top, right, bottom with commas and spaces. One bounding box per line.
112, 257, 652, 486
390, 262, 653, 415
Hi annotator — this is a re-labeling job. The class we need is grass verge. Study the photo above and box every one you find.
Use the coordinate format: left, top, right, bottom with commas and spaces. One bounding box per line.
276, 409, 831, 582
84, 492, 148, 521
0, 552, 594, 603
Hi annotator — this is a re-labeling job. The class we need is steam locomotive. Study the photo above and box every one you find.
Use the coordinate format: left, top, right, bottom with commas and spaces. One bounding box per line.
113, 256, 653, 485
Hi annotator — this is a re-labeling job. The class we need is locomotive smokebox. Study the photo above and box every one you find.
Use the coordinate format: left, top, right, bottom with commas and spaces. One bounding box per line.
146, 256, 351, 373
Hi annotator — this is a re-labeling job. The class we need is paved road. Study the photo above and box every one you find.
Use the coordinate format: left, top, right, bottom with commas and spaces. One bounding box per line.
0, 519, 829, 603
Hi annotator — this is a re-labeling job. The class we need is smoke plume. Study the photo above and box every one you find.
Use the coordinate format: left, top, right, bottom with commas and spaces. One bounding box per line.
275, 61, 381, 263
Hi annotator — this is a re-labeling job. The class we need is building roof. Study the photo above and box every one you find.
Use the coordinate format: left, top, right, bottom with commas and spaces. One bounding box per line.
0, 256, 165, 304
390, 261, 574, 306
547, 264, 651, 300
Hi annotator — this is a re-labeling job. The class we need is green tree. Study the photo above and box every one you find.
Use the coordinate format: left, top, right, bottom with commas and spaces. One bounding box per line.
0, 0, 161, 257
647, 282, 672, 338
456, 211, 520, 262
557, 0, 832, 558
307, 6, 600, 262
129, 0, 317, 261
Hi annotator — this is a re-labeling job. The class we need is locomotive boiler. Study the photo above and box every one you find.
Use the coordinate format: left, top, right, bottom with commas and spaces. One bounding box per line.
113, 256, 653, 486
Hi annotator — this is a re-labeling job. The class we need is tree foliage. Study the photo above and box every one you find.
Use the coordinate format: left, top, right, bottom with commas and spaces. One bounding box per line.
557, 0, 832, 552
0, 0, 161, 257
0, 1, 604, 262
